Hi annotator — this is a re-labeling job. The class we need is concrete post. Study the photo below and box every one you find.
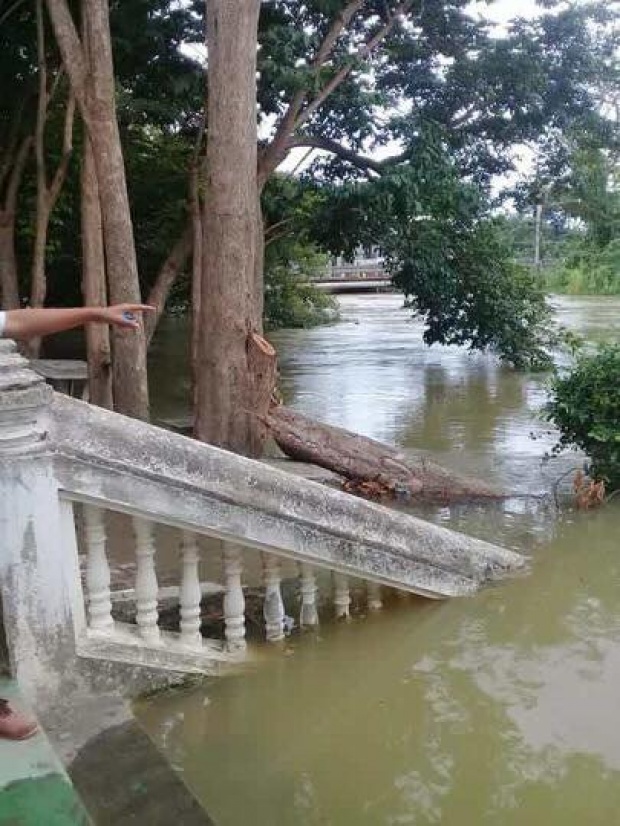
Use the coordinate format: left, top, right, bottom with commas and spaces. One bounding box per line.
0, 340, 86, 711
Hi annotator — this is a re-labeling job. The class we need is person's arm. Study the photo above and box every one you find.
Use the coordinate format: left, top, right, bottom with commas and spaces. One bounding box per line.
1, 304, 154, 341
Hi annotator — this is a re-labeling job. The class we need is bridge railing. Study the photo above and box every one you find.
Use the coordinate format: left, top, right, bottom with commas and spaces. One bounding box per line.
0, 340, 526, 712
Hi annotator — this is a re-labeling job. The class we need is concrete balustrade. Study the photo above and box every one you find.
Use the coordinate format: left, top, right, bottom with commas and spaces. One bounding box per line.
0, 339, 528, 715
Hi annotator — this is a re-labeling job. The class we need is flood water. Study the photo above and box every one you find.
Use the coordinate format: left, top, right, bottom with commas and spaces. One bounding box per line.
138, 294, 620, 826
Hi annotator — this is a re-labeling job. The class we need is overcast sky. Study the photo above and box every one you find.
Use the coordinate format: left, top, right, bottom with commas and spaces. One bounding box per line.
472, 0, 543, 25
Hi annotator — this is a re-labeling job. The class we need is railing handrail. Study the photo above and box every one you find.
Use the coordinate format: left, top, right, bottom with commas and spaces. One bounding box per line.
48, 393, 526, 595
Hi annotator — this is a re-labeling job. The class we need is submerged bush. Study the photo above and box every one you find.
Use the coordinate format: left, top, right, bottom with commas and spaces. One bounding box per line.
264, 265, 338, 330
264, 244, 338, 331
546, 344, 620, 488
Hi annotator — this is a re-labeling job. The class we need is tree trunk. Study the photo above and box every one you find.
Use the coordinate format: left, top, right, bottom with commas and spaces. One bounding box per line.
189, 158, 203, 411
30, 0, 50, 323
0, 137, 32, 310
46, 0, 150, 420
82, 0, 148, 419
264, 405, 504, 503
81, 131, 113, 408
0, 214, 20, 310
144, 222, 192, 347
194, 0, 265, 456
254, 192, 265, 323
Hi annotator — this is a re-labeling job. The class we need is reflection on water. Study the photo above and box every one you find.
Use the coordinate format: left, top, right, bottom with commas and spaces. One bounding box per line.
140, 294, 620, 826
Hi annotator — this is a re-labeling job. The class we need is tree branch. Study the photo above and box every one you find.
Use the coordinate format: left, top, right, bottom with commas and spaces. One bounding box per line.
259, 0, 366, 183
314, 0, 366, 67
35, 0, 48, 195
5, 137, 33, 213
45, 0, 90, 120
0, 100, 27, 196
259, 0, 414, 182
293, 0, 414, 134
47, 64, 66, 106
0, 0, 27, 27
264, 215, 297, 241
145, 222, 193, 346
48, 92, 75, 204
285, 134, 385, 174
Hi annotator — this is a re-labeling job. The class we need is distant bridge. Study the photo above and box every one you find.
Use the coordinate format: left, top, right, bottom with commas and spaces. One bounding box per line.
310, 262, 393, 293
312, 276, 393, 294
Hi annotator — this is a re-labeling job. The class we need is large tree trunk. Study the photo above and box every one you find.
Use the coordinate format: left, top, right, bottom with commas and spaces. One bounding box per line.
81, 131, 113, 408
265, 405, 504, 503
254, 192, 265, 323
189, 156, 203, 409
194, 0, 266, 456
46, 0, 150, 420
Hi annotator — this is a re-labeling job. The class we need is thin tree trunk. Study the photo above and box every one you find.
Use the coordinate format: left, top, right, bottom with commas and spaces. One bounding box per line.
30, 0, 50, 320
81, 130, 113, 408
144, 223, 193, 347
0, 137, 31, 310
82, 0, 148, 419
29, 3, 77, 356
194, 0, 266, 456
46, 0, 150, 420
28, 89, 75, 356
0, 215, 20, 310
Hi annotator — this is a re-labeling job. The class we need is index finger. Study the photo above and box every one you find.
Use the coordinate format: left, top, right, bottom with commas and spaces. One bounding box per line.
123, 304, 156, 313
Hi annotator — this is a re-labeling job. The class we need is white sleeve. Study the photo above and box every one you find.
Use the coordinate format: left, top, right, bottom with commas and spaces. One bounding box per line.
0, 311, 6, 337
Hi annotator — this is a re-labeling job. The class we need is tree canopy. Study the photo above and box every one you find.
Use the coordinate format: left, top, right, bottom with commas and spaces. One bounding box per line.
1, 0, 618, 372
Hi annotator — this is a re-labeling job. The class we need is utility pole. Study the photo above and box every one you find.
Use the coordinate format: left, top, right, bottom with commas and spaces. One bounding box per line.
534, 202, 543, 270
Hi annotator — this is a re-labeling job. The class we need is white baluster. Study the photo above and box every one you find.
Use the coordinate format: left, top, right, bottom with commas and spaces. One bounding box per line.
299, 563, 319, 628
84, 505, 113, 631
180, 532, 202, 647
262, 553, 285, 642
133, 518, 160, 643
333, 573, 351, 619
223, 544, 246, 652
367, 581, 383, 611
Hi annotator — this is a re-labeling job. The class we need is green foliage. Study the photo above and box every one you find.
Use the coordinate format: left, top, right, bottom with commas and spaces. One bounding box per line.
546, 345, 620, 488
310, 131, 556, 368
545, 238, 620, 295
396, 224, 555, 370
259, 1, 617, 190
261, 174, 338, 330
264, 242, 337, 331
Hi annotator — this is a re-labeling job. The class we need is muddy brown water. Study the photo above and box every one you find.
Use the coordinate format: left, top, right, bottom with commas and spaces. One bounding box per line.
134, 294, 620, 826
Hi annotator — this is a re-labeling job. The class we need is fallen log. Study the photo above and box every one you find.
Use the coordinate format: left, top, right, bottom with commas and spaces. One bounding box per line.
263, 405, 504, 503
